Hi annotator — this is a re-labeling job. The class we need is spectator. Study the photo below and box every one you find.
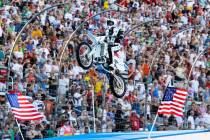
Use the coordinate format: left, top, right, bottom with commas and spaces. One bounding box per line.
58, 120, 76, 136
130, 111, 140, 131
1, 125, 12, 140
132, 98, 141, 115
187, 110, 195, 130
26, 123, 43, 139
0, 0, 208, 138
115, 103, 124, 132
203, 109, 210, 129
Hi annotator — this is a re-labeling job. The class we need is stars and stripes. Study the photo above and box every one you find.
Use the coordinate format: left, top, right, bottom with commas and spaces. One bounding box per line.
158, 87, 188, 117
6, 93, 43, 121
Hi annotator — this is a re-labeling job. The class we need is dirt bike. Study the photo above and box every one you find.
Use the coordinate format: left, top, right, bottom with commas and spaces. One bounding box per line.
76, 31, 128, 98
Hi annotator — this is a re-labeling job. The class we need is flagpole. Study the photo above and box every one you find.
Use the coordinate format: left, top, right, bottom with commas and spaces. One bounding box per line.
148, 114, 158, 139
91, 87, 96, 133
147, 82, 172, 139
5, 93, 25, 140
15, 119, 25, 140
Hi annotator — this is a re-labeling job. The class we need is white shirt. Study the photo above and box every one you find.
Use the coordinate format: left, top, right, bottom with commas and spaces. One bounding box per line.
175, 67, 185, 79
74, 92, 82, 107
72, 65, 84, 78
40, 12, 47, 26
189, 53, 196, 64
33, 100, 45, 110
127, 83, 134, 93
39, 48, 49, 59
164, 54, 170, 64
122, 102, 131, 117
196, 126, 205, 130
186, 0, 195, 10
192, 70, 201, 79
195, 60, 205, 68
48, 16, 56, 25
69, 115, 77, 126
52, 65, 59, 73
169, 2, 176, 11
64, 13, 73, 20
12, 63, 23, 78
33, 39, 39, 47
188, 116, 195, 129
176, 116, 183, 127
191, 79, 199, 93
131, 44, 139, 52
32, 0, 39, 4
44, 63, 52, 74
171, 37, 177, 46
59, 78, 69, 95
134, 70, 142, 81
203, 113, 210, 126
181, 15, 188, 24
195, 117, 205, 126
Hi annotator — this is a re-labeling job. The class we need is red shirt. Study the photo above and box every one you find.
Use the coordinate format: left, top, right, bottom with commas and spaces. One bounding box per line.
206, 82, 210, 89
130, 113, 140, 130
118, 0, 128, 7
142, 63, 150, 76
125, 94, 135, 103
165, 11, 172, 22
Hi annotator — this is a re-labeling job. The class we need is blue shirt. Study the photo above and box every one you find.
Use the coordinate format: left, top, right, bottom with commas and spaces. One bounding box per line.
0, 51, 4, 61
153, 86, 159, 98
132, 102, 141, 115
26, 44, 33, 52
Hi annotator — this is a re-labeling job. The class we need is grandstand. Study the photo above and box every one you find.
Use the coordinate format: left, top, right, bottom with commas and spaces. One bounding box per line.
0, 0, 209, 139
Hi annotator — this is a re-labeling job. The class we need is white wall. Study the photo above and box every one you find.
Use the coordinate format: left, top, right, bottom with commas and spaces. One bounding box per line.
147, 132, 210, 140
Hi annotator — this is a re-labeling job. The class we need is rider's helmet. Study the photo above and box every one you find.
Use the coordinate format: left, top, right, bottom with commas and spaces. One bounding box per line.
106, 18, 124, 43
106, 18, 117, 28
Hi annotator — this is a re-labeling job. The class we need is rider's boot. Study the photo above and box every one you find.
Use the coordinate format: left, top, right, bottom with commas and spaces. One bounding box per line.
109, 63, 115, 71
107, 46, 115, 71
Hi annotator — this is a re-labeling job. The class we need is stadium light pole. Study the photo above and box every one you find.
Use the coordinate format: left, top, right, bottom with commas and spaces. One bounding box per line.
184, 48, 208, 128
149, 25, 202, 70
126, 24, 204, 137
147, 25, 204, 139
187, 48, 208, 90
124, 19, 163, 131
7, 0, 126, 135
65, 10, 162, 134
5, 2, 73, 139
125, 22, 203, 133
6, 2, 72, 90
58, 3, 128, 133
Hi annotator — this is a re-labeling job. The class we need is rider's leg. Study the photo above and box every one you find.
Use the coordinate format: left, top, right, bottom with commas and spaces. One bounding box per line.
108, 45, 121, 70
108, 46, 113, 64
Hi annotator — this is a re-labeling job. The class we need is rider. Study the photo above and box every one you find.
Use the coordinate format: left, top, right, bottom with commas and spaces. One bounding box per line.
105, 18, 124, 70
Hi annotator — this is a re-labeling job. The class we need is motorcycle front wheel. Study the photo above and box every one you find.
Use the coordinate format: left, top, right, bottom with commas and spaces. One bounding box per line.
76, 42, 93, 70
109, 73, 126, 98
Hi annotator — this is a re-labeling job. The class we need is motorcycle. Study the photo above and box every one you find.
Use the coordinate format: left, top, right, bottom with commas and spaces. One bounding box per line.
75, 30, 128, 98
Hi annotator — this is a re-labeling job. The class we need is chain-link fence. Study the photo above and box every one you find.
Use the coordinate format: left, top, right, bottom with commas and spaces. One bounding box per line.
0, 0, 209, 139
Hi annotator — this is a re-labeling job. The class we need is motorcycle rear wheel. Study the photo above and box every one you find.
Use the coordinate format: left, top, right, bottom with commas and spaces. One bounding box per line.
76, 42, 93, 69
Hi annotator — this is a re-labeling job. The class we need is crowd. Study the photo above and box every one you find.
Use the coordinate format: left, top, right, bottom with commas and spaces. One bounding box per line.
0, 0, 209, 139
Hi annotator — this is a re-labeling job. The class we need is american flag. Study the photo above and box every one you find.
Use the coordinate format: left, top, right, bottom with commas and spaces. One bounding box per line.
158, 87, 188, 117
6, 93, 44, 121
